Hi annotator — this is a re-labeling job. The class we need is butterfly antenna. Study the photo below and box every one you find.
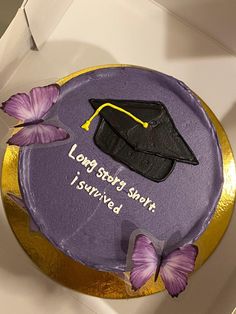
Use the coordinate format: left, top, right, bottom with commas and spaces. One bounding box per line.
154, 268, 159, 282
154, 256, 162, 282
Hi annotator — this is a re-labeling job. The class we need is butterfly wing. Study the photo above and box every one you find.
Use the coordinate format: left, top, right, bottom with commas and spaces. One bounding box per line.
2, 84, 60, 122
29, 84, 60, 120
2, 93, 33, 121
130, 234, 160, 290
160, 244, 198, 297
8, 124, 69, 147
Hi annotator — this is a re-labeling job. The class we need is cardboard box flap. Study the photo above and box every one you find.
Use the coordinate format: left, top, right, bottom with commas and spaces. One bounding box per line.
0, 0, 73, 90
0, 8, 31, 90
24, 0, 73, 49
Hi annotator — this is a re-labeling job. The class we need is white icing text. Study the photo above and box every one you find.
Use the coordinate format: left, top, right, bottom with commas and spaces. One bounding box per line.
68, 144, 156, 215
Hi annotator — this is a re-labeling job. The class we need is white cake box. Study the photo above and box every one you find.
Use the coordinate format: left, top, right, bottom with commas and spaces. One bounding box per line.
0, 1, 235, 313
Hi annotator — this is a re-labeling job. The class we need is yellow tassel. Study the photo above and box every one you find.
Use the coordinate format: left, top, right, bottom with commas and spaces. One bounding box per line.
81, 120, 91, 131
81, 102, 149, 131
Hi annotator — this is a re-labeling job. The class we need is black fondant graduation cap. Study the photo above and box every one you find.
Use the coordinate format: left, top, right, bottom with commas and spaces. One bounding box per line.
81, 99, 198, 182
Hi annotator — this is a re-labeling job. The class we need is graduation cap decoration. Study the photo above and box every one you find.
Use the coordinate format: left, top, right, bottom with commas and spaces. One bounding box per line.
81, 99, 199, 182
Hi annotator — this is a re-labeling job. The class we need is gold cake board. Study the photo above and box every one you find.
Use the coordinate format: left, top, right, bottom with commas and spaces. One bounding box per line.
1, 65, 236, 299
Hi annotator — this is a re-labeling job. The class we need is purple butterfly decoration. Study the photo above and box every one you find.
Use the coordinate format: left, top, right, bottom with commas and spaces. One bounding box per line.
1, 84, 69, 146
130, 234, 198, 297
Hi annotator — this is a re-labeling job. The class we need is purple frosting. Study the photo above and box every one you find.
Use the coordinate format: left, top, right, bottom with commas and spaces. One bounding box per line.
19, 66, 223, 272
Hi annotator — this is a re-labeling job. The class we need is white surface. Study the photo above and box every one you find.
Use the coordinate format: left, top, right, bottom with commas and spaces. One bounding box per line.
0, 0, 235, 313
155, 0, 236, 55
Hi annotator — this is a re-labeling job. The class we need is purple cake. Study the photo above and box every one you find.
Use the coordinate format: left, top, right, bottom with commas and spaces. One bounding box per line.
2, 65, 223, 296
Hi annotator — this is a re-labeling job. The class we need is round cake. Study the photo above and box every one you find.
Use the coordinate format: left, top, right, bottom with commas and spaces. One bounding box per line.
12, 66, 223, 274
2, 65, 224, 296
